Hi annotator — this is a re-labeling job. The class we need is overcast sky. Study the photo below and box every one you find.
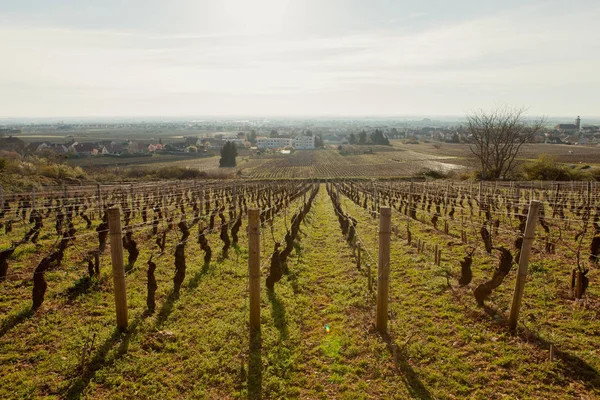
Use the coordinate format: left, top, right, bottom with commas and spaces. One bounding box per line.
1, 0, 598, 118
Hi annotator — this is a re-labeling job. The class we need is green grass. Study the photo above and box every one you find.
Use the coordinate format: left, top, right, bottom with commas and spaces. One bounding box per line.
0, 186, 599, 399
338, 188, 600, 399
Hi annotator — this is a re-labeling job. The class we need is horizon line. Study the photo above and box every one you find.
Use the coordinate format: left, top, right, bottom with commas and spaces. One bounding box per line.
1, 114, 597, 121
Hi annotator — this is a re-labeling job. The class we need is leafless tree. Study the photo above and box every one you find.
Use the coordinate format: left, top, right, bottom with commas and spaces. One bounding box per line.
467, 106, 545, 180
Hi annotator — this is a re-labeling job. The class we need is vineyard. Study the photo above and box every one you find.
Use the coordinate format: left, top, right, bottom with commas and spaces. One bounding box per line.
68, 143, 600, 181
243, 149, 463, 179
1, 180, 599, 399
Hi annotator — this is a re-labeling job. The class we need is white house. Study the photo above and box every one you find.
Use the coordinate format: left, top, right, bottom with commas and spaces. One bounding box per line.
256, 137, 294, 149
294, 135, 315, 150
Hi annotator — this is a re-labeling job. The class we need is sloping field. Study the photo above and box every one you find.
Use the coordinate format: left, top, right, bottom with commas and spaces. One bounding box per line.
1, 181, 599, 399
403, 142, 600, 165
245, 149, 464, 179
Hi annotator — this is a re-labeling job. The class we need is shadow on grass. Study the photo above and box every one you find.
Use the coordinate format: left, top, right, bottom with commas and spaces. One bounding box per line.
286, 243, 304, 294
481, 305, 600, 391
293, 242, 303, 263
380, 332, 434, 400
0, 307, 34, 338
287, 269, 300, 294
124, 263, 135, 274
248, 329, 262, 400
63, 275, 107, 303
187, 262, 210, 289
155, 290, 179, 329
64, 276, 93, 301
267, 290, 288, 341
64, 315, 144, 400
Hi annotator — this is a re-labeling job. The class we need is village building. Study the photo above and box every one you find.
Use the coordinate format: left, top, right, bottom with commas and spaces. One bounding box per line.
294, 135, 316, 149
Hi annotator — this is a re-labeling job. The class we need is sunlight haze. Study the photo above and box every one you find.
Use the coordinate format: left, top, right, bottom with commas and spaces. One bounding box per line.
1, 0, 598, 118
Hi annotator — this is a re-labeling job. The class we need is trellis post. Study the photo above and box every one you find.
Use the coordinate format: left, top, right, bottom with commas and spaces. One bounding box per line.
31, 187, 36, 211
248, 208, 261, 332
97, 184, 102, 216
376, 207, 392, 334
232, 183, 237, 218
108, 207, 128, 331
408, 179, 413, 218
199, 185, 203, 217
162, 189, 169, 224
508, 200, 540, 330
130, 184, 135, 214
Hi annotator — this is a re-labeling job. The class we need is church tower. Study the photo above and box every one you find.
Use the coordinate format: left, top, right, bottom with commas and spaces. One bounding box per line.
576, 116, 581, 130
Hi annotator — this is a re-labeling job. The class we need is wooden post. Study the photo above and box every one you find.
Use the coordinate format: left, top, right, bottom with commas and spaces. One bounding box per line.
575, 269, 584, 299
367, 259, 372, 292
162, 189, 169, 225
437, 249, 442, 266
0, 184, 3, 212
444, 183, 449, 210
31, 187, 36, 211
508, 200, 540, 330
552, 183, 560, 218
570, 268, 577, 297
232, 184, 237, 218
108, 207, 128, 331
408, 179, 413, 217
357, 242, 362, 270
130, 184, 135, 213
248, 209, 261, 332
199, 185, 203, 217
97, 184, 102, 216
376, 207, 392, 334
530, 182, 534, 201
373, 181, 378, 210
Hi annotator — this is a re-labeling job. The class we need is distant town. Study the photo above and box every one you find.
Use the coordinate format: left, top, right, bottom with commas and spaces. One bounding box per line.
1, 116, 599, 157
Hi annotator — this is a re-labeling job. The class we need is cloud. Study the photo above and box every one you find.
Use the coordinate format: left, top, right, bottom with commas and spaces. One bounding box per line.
0, 1, 599, 116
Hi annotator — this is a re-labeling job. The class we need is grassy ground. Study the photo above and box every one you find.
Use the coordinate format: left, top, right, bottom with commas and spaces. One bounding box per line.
338, 189, 600, 399
1, 185, 600, 399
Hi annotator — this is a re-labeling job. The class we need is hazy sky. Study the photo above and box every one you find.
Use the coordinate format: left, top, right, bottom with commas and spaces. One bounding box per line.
1, 0, 598, 118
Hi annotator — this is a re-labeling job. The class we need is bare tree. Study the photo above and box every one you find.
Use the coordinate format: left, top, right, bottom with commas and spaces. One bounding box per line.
467, 106, 545, 180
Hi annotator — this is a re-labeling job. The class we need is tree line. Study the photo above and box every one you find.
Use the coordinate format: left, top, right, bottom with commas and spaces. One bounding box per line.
347, 129, 390, 146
